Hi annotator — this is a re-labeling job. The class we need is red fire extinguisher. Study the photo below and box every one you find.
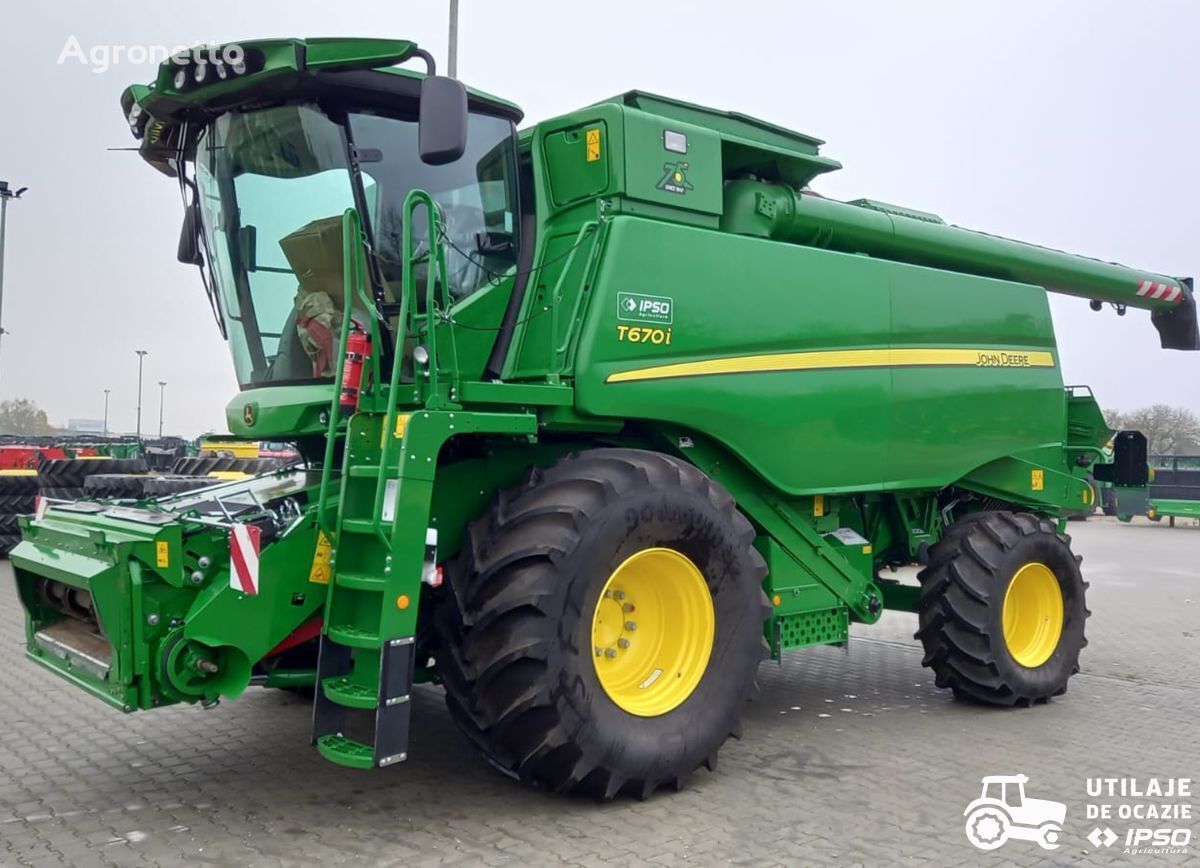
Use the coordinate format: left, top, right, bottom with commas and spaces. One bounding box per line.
339, 327, 371, 415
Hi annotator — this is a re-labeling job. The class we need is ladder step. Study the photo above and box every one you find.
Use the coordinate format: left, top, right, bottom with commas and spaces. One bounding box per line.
315, 734, 374, 769
339, 518, 381, 535
327, 624, 380, 649
334, 571, 386, 591
321, 676, 378, 709
348, 465, 384, 478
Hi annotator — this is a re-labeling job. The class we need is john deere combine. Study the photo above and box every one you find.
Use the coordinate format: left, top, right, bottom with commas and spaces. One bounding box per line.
11, 38, 1198, 797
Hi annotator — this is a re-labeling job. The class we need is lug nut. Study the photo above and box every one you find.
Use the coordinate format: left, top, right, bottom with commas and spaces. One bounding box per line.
622, 603, 635, 613
594, 646, 604, 657
618, 638, 630, 649
625, 621, 637, 631
614, 591, 626, 601
604, 648, 617, 659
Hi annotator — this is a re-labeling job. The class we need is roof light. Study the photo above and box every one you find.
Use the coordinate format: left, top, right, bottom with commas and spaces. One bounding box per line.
173, 68, 188, 90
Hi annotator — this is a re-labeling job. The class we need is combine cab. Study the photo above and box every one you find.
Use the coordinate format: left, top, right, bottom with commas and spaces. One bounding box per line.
10, 37, 1197, 797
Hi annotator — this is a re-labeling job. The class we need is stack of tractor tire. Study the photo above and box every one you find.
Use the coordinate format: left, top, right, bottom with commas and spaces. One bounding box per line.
83, 473, 153, 499
38, 458, 149, 501
143, 476, 218, 497
0, 473, 38, 556
170, 456, 288, 476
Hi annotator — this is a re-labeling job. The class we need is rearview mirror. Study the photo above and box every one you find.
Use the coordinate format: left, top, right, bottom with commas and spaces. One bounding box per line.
419, 75, 468, 165
178, 206, 203, 266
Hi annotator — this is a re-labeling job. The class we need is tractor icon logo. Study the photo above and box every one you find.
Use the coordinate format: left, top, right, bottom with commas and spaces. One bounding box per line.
964, 774, 1066, 851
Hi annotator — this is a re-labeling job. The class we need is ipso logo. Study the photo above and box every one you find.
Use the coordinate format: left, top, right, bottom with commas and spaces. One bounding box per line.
617, 292, 673, 325
1086, 777, 1192, 856
57, 36, 244, 74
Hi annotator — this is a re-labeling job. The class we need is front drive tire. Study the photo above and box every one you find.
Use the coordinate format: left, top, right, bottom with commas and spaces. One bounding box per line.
436, 448, 770, 798
915, 511, 1089, 706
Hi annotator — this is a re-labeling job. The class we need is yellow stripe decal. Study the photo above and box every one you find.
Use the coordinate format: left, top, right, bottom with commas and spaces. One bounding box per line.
606, 348, 1055, 384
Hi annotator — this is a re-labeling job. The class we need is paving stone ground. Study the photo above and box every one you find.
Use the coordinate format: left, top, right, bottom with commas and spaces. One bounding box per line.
0, 517, 1196, 866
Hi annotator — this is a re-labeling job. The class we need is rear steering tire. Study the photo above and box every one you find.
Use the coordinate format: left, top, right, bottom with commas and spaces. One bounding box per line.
435, 448, 770, 798
915, 511, 1088, 706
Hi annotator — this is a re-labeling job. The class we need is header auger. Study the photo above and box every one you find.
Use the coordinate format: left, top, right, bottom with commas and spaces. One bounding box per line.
10, 36, 1195, 798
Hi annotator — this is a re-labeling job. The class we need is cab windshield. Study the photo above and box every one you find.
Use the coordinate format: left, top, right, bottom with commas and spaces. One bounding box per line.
195, 102, 519, 387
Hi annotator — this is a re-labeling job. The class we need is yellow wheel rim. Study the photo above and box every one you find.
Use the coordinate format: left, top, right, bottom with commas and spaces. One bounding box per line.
1002, 562, 1064, 668
590, 548, 715, 717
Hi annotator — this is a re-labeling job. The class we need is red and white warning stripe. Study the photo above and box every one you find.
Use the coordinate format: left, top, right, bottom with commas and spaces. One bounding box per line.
1136, 279, 1183, 302
230, 523, 261, 595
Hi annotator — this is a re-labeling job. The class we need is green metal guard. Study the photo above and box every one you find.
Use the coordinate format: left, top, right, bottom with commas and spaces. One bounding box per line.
549, 221, 602, 375
370, 189, 451, 546
316, 208, 375, 537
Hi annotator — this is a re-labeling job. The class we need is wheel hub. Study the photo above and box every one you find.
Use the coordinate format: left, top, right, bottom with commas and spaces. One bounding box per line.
590, 548, 714, 717
1002, 561, 1064, 668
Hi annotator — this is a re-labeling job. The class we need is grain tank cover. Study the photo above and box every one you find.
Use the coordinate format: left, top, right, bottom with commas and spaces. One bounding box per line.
606, 91, 842, 188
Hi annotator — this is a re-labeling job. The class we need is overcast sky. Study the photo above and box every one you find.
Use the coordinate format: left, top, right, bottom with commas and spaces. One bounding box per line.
0, 1, 1197, 436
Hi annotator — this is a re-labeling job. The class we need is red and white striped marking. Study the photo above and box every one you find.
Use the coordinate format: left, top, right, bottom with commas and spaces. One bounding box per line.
230, 523, 261, 595
1136, 279, 1183, 302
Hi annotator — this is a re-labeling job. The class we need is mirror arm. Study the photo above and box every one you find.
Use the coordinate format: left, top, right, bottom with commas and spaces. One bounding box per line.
410, 48, 436, 77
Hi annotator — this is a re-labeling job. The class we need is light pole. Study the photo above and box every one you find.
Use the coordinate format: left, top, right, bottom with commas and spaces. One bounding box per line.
157, 381, 166, 438
448, 0, 460, 78
103, 389, 111, 436
135, 350, 148, 439
0, 181, 29, 390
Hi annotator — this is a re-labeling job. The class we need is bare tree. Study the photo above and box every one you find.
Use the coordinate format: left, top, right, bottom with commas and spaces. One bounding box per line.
0, 399, 55, 436
1105, 404, 1200, 455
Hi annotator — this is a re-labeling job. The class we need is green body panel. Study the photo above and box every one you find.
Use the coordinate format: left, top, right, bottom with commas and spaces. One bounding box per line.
1151, 498, 1200, 518
12, 508, 188, 711
1115, 485, 1152, 522
961, 452, 1094, 513
10, 474, 331, 706
597, 91, 842, 189
183, 520, 324, 667
572, 216, 1068, 494
775, 609, 850, 652
226, 384, 335, 439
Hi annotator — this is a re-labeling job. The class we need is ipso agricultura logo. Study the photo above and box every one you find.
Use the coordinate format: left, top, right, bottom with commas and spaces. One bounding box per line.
57, 36, 244, 74
617, 292, 673, 325
963, 774, 1193, 856
1085, 777, 1193, 856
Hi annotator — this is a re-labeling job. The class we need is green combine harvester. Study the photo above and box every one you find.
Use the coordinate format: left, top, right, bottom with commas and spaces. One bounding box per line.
11, 38, 1198, 798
